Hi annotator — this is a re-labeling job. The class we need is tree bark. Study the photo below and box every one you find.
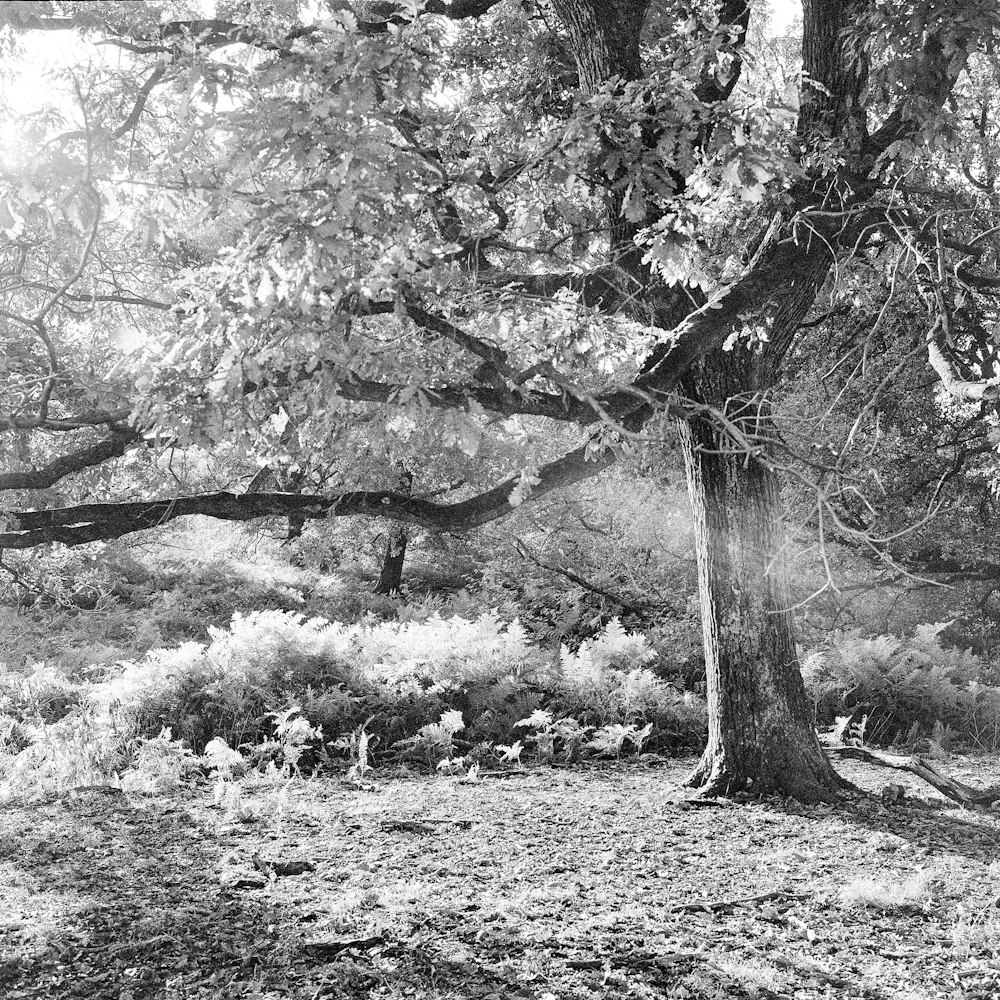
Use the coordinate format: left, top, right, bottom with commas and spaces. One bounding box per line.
374, 466, 413, 595
374, 525, 408, 594
549, 0, 648, 92
681, 405, 849, 802
550, 0, 651, 273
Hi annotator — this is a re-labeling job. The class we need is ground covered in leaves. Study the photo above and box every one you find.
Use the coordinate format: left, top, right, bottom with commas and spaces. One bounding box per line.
1, 757, 999, 1000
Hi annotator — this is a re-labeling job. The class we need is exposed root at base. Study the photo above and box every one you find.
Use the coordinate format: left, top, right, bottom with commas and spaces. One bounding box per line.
682, 737, 857, 804
684, 764, 849, 805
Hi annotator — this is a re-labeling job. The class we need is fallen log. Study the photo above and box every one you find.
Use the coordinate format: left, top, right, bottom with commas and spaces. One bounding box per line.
822, 737, 1000, 806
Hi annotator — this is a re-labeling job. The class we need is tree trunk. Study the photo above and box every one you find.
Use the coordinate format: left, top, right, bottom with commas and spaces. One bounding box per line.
374, 525, 408, 595
284, 469, 307, 541
681, 405, 848, 802
374, 466, 413, 595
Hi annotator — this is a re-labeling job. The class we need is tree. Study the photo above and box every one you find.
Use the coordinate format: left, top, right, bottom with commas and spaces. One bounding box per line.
1, 1, 999, 800
374, 463, 413, 594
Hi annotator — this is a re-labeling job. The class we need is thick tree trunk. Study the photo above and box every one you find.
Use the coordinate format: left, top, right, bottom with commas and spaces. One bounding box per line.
681, 408, 848, 802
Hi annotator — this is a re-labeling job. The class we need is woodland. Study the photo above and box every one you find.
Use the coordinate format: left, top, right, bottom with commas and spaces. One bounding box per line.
3, 0, 1000, 998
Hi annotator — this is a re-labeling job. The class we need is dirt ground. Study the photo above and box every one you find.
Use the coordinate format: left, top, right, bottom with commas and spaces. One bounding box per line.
1, 755, 999, 1000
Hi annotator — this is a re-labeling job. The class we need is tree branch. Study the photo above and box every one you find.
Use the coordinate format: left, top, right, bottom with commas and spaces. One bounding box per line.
926, 323, 1000, 402
693, 0, 751, 106
515, 537, 649, 614
244, 360, 590, 421
0, 284, 172, 311
0, 441, 615, 548
110, 64, 168, 140
425, 0, 504, 16
864, 24, 978, 160
0, 408, 133, 432
0, 427, 142, 492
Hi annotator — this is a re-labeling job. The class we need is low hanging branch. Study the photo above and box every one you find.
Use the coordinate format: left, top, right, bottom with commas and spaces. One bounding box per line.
0, 443, 617, 549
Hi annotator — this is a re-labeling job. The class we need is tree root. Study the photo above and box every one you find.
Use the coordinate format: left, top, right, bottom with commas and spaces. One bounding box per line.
822, 738, 1000, 806
685, 749, 849, 804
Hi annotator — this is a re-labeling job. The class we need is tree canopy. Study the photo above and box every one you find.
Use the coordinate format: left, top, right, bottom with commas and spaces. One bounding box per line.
0, 1, 996, 541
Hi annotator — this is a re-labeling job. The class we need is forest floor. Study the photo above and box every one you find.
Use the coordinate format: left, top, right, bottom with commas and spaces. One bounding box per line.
1, 756, 999, 1000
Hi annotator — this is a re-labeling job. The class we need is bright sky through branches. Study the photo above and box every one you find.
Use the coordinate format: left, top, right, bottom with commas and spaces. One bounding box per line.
769, 0, 803, 36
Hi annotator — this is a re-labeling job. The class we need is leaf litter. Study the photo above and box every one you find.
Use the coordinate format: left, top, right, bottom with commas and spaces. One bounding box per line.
0, 756, 999, 999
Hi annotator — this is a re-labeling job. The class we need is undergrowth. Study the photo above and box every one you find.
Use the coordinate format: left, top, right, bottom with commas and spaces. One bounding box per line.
802, 622, 1000, 751
0, 609, 708, 797
5, 528, 1000, 800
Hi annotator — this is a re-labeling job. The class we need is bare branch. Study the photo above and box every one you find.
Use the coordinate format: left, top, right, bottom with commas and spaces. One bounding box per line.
0, 282, 172, 311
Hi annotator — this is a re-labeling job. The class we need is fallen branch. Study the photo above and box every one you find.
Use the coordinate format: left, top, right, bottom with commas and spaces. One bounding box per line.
380, 820, 437, 834
771, 954, 849, 988
301, 936, 385, 960
823, 739, 1000, 806
668, 889, 807, 914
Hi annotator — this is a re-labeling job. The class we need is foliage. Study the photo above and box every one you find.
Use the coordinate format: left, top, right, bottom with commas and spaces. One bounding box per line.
0, 596, 713, 795
514, 708, 592, 764
802, 623, 1000, 751
394, 708, 465, 766
0, 707, 124, 798
0, 660, 83, 722
586, 721, 653, 758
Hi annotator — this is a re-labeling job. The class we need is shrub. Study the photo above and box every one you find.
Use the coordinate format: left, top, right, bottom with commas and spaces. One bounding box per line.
0, 662, 84, 722
802, 622, 1000, 750
1, 605, 706, 790
547, 619, 707, 749
90, 609, 549, 758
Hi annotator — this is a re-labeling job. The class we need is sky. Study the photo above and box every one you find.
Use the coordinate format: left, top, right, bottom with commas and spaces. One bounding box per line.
769, 0, 803, 36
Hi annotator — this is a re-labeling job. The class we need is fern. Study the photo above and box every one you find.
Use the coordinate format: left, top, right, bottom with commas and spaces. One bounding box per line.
805, 624, 1000, 749
393, 709, 466, 766
587, 722, 653, 758
559, 619, 657, 687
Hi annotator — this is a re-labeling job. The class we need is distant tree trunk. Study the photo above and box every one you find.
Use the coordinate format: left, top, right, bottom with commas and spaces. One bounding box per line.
374, 466, 413, 595
680, 398, 848, 803
284, 470, 307, 541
